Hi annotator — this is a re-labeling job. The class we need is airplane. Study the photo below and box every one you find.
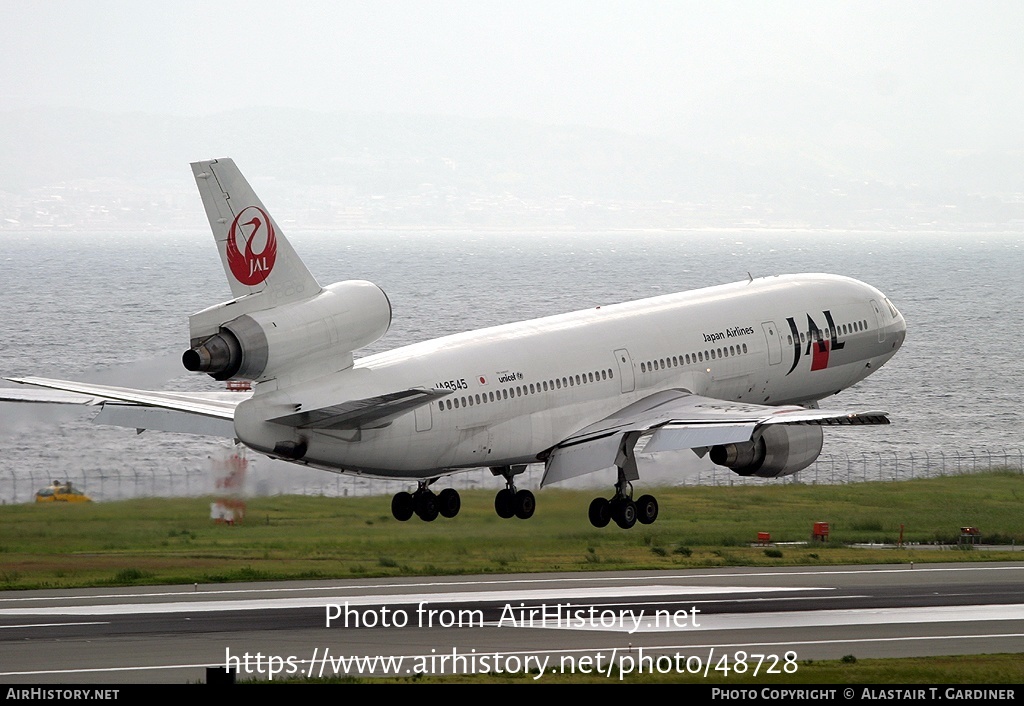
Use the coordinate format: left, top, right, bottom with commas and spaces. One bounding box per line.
1, 158, 907, 529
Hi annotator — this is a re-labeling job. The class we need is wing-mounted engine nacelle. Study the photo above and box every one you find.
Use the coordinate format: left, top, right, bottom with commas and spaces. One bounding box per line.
709, 424, 823, 478
182, 280, 391, 381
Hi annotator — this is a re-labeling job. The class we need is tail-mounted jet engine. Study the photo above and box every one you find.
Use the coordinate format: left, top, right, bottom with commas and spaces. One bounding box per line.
709, 424, 823, 478
182, 280, 391, 381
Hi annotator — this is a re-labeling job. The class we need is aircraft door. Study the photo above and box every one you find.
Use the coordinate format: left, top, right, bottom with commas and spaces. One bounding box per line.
761, 321, 782, 365
414, 403, 432, 432
614, 348, 635, 393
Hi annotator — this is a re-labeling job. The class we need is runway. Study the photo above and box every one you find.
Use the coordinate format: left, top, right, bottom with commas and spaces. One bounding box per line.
1, 562, 1023, 683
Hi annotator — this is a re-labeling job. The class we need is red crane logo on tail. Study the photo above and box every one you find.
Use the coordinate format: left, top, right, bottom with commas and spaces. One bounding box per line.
227, 206, 277, 285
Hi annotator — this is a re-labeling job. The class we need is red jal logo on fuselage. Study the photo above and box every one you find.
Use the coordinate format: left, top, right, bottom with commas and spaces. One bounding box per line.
785, 310, 846, 375
227, 206, 277, 285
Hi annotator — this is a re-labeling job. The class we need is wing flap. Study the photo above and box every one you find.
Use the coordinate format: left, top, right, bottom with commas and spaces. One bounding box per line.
643, 423, 757, 454
543, 433, 626, 485
94, 404, 237, 438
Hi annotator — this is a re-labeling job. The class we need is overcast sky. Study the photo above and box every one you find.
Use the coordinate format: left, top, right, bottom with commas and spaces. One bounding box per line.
2, 1, 1021, 150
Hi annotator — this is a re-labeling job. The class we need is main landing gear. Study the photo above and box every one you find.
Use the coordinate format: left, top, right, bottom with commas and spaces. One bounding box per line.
491, 465, 535, 520
588, 467, 659, 529
391, 480, 461, 522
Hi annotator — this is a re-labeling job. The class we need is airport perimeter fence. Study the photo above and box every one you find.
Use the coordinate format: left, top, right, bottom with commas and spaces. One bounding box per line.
2, 448, 1022, 505
683, 448, 1024, 487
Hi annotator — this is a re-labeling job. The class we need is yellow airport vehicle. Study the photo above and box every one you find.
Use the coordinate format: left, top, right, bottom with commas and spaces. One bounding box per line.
35, 480, 92, 503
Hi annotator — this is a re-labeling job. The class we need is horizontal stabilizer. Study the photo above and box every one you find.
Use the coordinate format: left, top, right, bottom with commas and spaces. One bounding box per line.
269, 388, 451, 430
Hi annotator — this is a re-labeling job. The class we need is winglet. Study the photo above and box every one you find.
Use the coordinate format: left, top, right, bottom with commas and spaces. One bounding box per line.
191, 158, 321, 306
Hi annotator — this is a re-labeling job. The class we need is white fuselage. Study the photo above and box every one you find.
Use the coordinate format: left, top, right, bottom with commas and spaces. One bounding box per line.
233, 274, 906, 479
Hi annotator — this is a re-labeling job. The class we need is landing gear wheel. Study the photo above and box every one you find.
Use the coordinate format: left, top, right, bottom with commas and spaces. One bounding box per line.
494, 488, 515, 519
608, 496, 624, 521
391, 491, 414, 522
613, 500, 637, 530
491, 465, 533, 520
588, 497, 611, 528
514, 489, 536, 519
438, 488, 461, 518
414, 491, 439, 522
635, 494, 658, 525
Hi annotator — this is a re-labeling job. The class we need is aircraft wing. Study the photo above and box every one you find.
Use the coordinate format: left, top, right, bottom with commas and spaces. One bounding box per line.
541, 389, 888, 486
1, 376, 245, 438
2, 377, 451, 436
0, 387, 108, 405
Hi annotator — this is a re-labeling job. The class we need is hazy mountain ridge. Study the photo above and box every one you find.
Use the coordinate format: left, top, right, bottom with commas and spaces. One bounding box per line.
0, 108, 1020, 232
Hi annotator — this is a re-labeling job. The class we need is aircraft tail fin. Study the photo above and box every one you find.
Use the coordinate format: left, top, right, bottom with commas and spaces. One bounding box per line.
191, 158, 321, 305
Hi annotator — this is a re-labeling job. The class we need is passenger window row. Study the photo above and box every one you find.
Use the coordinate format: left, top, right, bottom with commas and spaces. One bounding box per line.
439, 368, 616, 411
640, 343, 750, 374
